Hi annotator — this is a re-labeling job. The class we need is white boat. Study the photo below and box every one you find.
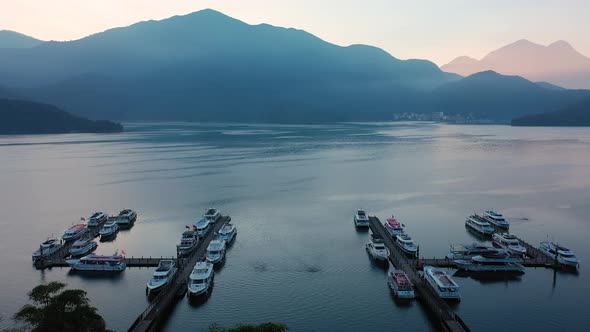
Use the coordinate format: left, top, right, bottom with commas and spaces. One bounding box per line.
204, 208, 221, 223
217, 223, 237, 244
365, 233, 390, 261
384, 216, 404, 237
395, 234, 417, 255
206, 240, 227, 264
387, 267, 415, 299
354, 209, 369, 227
195, 218, 211, 238
66, 252, 126, 272
446, 243, 506, 260
62, 224, 89, 242
492, 233, 527, 256
424, 265, 461, 300
146, 260, 178, 294
188, 261, 214, 297
116, 209, 137, 226
454, 252, 525, 272
540, 241, 580, 269
177, 229, 199, 256
99, 220, 119, 239
465, 214, 494, 235
87, 212, 108, 227
483, 210, 510, 228
69, 238, 98, 257
32, 238, 62, 260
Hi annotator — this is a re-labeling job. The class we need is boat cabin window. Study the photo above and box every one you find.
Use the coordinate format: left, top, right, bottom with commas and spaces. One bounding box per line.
192, 279, 206, 284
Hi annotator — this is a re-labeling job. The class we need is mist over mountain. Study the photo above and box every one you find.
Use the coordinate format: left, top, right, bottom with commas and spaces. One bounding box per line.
1, 10, 589, 123
0, 30, 43, 48
442, 39, 590, 89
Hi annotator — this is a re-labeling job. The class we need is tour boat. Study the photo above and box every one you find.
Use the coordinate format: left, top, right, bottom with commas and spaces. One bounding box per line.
540, 241, 580, 269
395, 234, 418, 256
66, 251, 126, 272
465, 215, 494, 235
204, 208, 221, 223
384, 216, 404, 237
188, 261, 214, 297
492, 233, 527, 256
87, 212, 108, 227
483, 210, 510, 228
116, 209, 137, 227
146, 260, 178, 294
69, 238, 98, 257
354, 209, 370, 227
206, 240, 227, 264
454, 252, 525, 272
424, 265, 461, 300
446, 243, 505, 260
365, 233, 390, 261
217, 223, 237, 244
99, 220, 119, 239
177, 229, 199, 256
32, 238, 62, 260
387, 267, 415, 299
195, 218, 211, 238
62, 224, 89, 242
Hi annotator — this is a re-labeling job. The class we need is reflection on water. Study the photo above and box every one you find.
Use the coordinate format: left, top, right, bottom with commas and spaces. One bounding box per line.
1, 122, 590, 331
453, 270, 524, 284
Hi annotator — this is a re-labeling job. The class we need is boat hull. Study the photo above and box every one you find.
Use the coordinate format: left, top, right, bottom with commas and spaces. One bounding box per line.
187, 283, 212, 297
66, 260, 127, 272
69, 242, 97, 257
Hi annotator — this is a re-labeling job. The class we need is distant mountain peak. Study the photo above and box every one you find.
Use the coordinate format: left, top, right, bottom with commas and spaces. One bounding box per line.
548, 40, 574, 50
0, 30, 43, 48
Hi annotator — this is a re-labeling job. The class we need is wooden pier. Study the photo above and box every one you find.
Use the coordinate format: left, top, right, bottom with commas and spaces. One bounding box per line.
369, 216, 470, 332
127, 216, 231, 332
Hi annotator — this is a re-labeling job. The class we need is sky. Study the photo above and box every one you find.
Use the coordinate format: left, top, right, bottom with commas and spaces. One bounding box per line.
1, 0, 589, 66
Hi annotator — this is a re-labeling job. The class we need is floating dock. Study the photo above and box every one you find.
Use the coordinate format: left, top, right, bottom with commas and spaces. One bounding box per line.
369, 216, 470, 332
127, 216, 230, 332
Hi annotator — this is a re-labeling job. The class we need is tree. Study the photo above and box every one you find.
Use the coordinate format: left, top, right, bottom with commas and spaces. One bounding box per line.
208, 322, 288, 332
14, 282, 106, 332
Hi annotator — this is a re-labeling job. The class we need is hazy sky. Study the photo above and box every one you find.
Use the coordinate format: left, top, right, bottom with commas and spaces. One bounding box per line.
1, 0, 589, 65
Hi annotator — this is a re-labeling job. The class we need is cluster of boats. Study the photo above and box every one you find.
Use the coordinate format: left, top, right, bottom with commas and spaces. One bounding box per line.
465, 210, 509, 235
357, 210, 419, 258
145, 208, 238, 297
385, 264, 462, 301
32, 209, 137, 262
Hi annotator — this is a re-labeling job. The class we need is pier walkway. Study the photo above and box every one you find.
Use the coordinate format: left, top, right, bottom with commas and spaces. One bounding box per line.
369, 216, 470, 332
127, 216, 230, 332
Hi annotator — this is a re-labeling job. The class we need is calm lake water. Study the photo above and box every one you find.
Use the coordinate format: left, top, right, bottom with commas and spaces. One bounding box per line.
1, 122, 590, 331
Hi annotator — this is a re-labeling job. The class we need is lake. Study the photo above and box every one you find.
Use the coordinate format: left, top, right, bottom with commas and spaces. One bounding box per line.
1, 122, 589, 331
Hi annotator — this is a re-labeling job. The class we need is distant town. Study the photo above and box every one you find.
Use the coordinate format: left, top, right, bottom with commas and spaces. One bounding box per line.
392, 112, 498, 124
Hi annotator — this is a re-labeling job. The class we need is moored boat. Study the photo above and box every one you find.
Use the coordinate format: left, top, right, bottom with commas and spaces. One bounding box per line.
195, 218, 211, 238
32, 238, 63, 260
69, 238, 98, 257
116, 209, 137, 227
205, 240, 227, 264
454, 252, 525, 272
99, 219, 119, 240
395, 234, 418, 256
66, 251, 126, 272
354, 209, 369, 227
483, 210, 510, 228
387, 267, 415, 299
217, 223, 237, 244
366, 233, 390, 261
446, 243, 506, 260
177, 228, 199, 256
424, 265, 461, 300
540, 241, 580, 269
146, 260, 178, 294
492, 233, 527, 256
62, 224, 89, 242
188, 261, 214, 297
384, 216, 404, 237
87, 212, 108, 227
465, 214, 494, 235
204, 208, 221, 223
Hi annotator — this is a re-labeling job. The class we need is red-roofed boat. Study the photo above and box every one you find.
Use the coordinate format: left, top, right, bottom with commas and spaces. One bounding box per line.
384, 215, 404, 237
387, 267, 415, 299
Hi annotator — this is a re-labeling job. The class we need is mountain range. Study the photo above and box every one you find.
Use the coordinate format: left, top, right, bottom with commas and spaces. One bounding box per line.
0, 30, 43, 48
442, 39, 590, 89
512, 97, 590, 126
0, 9, 589, 124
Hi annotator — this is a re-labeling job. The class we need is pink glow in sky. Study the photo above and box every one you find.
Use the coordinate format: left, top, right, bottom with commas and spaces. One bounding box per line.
1, 0, 589, 65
